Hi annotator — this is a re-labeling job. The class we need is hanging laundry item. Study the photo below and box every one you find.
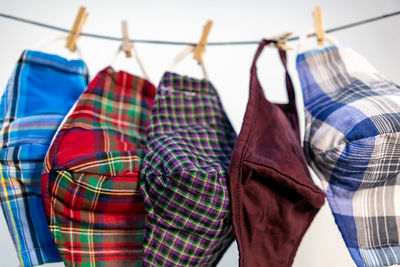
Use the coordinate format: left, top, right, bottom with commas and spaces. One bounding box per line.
140, 72, 236, 266
0, 50, 88, 267
297, 45, 400, 266
41, 67, 155, 266
228, 40, 325, 267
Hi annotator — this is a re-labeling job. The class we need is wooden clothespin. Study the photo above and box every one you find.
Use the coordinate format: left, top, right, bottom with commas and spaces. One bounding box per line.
269, 31, 293, 50
121, 20, 133, 58
66, 6, 88, 52
193, 20, 213, 64
313, 5, 325, 45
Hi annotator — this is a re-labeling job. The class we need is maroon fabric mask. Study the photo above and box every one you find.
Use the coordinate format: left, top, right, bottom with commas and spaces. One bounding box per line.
228, 39, 326, 266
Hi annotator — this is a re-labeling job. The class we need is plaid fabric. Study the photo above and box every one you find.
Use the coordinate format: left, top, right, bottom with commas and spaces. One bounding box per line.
140, 72, 236, 266
297, 46, 400, 267
0, 50, 88, 266
41, 67, 155, 266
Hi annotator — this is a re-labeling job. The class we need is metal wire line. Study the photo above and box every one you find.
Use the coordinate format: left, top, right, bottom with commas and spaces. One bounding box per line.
0, 10, 399, 46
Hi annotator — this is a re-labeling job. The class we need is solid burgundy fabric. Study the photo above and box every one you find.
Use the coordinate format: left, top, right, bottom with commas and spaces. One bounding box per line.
228, 40, 326, 267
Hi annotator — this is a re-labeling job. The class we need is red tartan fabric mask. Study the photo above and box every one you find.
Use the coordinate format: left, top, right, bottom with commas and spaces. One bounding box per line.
41, 67, 156, 266
228, 40, 326, 266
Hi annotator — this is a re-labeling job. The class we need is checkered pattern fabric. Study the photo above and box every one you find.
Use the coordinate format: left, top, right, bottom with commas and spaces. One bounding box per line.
140, 72, 236, 266
41, 67, 155, 266
0, 50, 88, 266
297, 46, 400, 266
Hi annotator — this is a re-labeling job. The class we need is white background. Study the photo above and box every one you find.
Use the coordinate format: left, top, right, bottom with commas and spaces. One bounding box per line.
0, 0, 399, 266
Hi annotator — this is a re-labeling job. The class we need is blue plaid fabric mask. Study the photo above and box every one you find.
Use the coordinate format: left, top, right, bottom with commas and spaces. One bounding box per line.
297, 45, 400, 267
0, 50, 88, 266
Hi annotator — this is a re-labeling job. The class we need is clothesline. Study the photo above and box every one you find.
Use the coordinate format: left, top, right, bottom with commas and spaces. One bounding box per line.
0, 10, 399, 46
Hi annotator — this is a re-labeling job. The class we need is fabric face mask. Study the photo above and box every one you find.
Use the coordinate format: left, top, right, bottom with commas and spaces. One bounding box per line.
297, 45, 400, 267
140, 72, 237, 266
41, 67, 155, 266
228, 40, 325, 267
0, 50, 88, 267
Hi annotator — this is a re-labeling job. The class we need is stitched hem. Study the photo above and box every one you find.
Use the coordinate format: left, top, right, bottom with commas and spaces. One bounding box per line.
17, 246, 61, 267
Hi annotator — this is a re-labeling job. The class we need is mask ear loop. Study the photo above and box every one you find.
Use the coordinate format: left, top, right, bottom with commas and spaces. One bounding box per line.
297, 30, 339, 55
199, 59, 209, 81
167, 46, 194, 71
131, 44, 150, 81
110, 43, 150, 82
326, 35, 339, 46
167, 45, 209, 80
31, 33, 83, 59
296, 30, 312, 55
32, 34, 68, 49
